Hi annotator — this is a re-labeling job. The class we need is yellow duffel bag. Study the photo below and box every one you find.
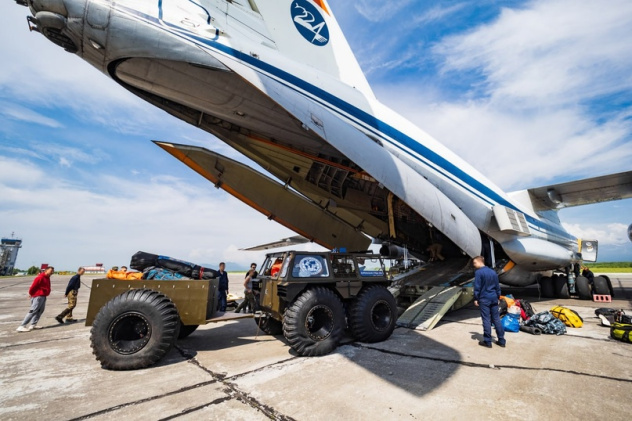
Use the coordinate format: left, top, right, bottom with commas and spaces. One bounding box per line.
610, 322, 632, 343
550, 306, 583, 328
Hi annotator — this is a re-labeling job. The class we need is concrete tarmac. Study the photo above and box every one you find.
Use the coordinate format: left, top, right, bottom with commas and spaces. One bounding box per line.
1, 274, 631, 421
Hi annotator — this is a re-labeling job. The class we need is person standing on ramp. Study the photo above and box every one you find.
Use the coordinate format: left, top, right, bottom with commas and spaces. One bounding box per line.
473, 256, 506, 348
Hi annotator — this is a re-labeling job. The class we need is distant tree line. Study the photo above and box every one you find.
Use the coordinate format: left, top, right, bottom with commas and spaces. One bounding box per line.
590, 262, 632, 268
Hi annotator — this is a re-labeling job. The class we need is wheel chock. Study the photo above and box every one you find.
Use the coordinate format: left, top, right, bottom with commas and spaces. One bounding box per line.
593, 294, 612, 303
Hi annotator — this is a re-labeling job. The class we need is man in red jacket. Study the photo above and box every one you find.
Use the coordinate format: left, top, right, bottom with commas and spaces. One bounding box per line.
16, 266, 54, 332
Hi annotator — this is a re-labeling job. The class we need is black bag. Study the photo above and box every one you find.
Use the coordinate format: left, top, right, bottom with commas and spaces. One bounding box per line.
131, 251, 218, 280
130, 251, 159, 271
595, 308, 616, 317
614, 310, 631, 324
518, 299, 536, 318
498, 299, 508, 316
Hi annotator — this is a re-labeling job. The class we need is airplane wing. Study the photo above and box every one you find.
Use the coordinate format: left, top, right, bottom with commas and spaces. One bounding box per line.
241, 235, 310, 251
524, 171, 632, 211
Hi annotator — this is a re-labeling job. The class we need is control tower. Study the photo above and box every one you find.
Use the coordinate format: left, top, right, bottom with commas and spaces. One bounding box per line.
0, 234, 22, 276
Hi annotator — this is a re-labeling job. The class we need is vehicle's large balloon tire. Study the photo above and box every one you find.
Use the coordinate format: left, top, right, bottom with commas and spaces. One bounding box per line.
90, 289, 180, 370
554, 275, 570, 299
254, 313, 283, 335
600, 275, 615, 297
575, 276, 592, 300
178, 323, 199, 339
593, 276, 610, 296
349, 285, 397, 343
283, 287, 345, 357
539, 276, 555, 298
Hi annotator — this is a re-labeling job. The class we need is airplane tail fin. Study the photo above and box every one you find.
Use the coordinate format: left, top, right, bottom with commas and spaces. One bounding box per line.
255, 0, 375, 98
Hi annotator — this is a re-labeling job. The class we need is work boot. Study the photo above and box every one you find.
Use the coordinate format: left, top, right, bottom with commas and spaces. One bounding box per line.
55, 315, 64, 324
478, 341, 492, 348
495, 340, 506, 348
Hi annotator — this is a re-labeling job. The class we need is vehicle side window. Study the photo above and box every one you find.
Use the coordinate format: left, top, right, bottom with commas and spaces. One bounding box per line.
279, 256, 291, 278
291, 255, 329, 278
359, 258, 385, 277
332, 256, 356, 278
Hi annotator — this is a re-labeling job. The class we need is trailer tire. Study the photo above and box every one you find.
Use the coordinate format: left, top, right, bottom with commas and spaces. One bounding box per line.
593, 276, 610, 296
575, 276, 591, 300
349, 285, 397, 343
539, 276, 555, 298
254, 314, 283, 335
283, 287, 345, 356
178, 323, 199, 339
90, 289, 180, 370
554, 275, 570, 299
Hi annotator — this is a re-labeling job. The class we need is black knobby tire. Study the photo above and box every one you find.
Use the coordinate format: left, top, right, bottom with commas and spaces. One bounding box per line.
254, 313, 283, 335
178, 323, 199, 339
600, 275, 615, 297
593, 276, 610, 296
575, 276, 591, 300
349, 285, 397, 343
554, 275, 570, 299
283, 287, 345, 357
90, 289, 180, 370
539, 276, 555, 298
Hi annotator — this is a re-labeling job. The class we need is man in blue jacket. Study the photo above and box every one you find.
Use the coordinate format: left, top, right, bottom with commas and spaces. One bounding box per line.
473, 256, 506, 348
217, 262, 229, 312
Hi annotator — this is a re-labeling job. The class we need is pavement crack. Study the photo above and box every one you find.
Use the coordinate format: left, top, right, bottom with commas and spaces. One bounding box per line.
174, 344, 297, 420
67, 379, 218, 420
157, 396, 232, 420
1, 336, 79, 349
353, 343, 632, 384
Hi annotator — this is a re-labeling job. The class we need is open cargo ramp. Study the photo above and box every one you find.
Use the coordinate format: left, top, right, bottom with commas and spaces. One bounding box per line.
391, 258, 474, 331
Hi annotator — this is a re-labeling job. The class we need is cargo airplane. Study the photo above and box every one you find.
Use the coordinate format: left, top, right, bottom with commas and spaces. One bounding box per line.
17, 0, 632, 290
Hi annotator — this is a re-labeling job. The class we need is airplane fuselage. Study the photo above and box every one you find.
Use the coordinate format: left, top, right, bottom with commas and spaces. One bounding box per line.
20, 0, 585, 286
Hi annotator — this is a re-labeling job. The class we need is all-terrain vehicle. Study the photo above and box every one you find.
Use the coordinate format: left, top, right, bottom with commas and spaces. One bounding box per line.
85, 251, 396, 370
252, 251, 397, 356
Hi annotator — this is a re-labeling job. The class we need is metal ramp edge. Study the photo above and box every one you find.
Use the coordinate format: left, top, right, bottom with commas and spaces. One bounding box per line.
396, 285, 465, 331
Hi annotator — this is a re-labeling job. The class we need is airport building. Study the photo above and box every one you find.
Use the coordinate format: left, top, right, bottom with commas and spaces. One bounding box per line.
0, 235, 22, 276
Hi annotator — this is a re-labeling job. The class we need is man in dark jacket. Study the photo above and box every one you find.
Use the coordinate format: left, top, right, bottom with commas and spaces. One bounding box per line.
217, 262, 229, 312
56, 267, 85, 323
473, 256, 506, 348
17, 266, 54, 332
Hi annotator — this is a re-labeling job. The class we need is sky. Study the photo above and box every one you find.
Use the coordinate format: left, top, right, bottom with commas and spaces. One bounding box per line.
1, 0, 631, 271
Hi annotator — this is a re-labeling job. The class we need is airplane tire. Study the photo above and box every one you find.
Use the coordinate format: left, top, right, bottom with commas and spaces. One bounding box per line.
91, 289, 180, 370
539, 276, 555, 298
283, 287, 345, 357
593, 276, 610, 296
178, 323, 199, 339
575, 276, 592, 300
600, 275, 615, 297
254, 313, 283, 335
554, 276, 570, 299
349, 285, 397, 343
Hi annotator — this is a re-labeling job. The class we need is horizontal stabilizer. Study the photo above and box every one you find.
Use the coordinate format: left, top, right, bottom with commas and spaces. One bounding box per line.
524, 171, 632, 210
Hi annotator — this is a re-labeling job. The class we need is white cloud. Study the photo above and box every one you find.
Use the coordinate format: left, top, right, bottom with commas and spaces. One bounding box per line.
0, 102, 63, 128
353, 0, 414, 23
413, 4, 467, 25
562, 222, 629, 246
374, 0, 632, 190
0, 157, 295, 270
434, 0, 632, 109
